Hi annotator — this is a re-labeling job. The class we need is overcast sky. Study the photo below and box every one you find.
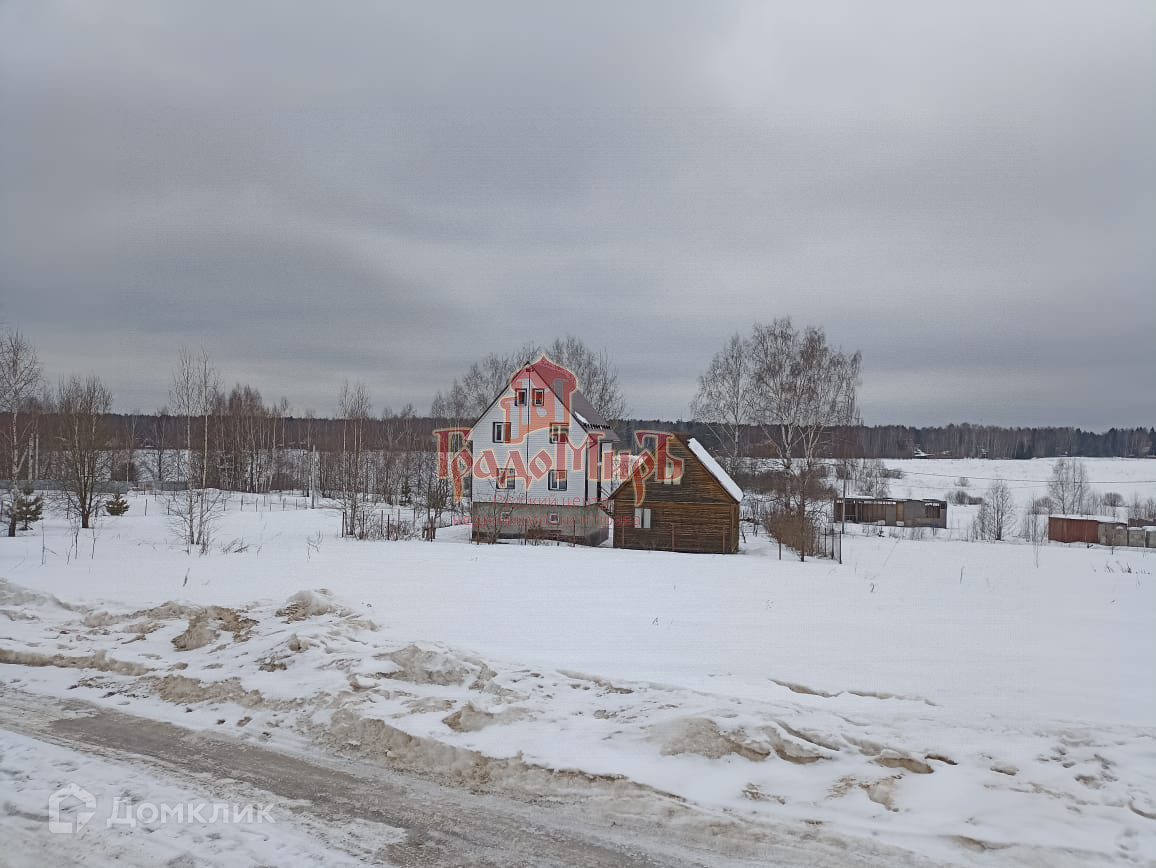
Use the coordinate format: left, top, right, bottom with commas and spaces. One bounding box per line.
1, 1, 1152, 427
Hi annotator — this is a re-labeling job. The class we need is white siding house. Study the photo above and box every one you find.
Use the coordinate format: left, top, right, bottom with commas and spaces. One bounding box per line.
466, 355, 617, 544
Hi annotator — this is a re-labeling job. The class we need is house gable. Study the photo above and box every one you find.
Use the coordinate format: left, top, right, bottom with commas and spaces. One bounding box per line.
609, 434, 740, 507
466, 354, 613, 447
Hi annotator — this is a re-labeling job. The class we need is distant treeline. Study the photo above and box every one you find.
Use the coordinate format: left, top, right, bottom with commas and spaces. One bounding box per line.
613, 421, 1156, 460
15, 414, 1156, 461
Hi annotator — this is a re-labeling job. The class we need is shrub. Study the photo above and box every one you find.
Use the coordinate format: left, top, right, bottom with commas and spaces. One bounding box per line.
9, 486, 44, 530
105, 492, 130, 516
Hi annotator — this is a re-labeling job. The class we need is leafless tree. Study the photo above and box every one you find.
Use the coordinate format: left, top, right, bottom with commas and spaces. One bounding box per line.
110, 411, 139, 483
336, 380, 373, 538
1099, 491, 1125, 518
1048, 458, 1090, 516
0, 329, 44, 536
544, 335, 628, 422
1128, 492, 1156, 524
168, 347, 223, 552
747, 318, 860, 561
1020, 496, 1049, 566
268, 396, 290, 489
863, 459, 896, 498
218, 382, 269, 492
376, 404, 417, 505
148, 407, 172, 487
431, 336, 627, 423
431, 348, 527, 423
973, 478, 1014, 541
690, 332, 751, 473
406, 430, 457, 541
54, 375, 114, 529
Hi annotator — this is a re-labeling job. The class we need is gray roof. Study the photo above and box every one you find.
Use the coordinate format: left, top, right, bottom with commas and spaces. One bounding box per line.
568, 389, 616, 437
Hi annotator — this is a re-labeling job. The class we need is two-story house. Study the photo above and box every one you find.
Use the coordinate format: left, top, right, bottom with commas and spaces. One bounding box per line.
466, 354, 618, 545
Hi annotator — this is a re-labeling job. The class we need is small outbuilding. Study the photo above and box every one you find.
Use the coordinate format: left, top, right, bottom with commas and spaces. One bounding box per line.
1047, 515, 1128, 546
608, 434, 742, 554
834, 497, 947, 529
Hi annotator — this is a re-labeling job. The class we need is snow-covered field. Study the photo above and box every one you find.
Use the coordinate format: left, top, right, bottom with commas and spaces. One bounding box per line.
2, 459, 1155, 866
878, 457, 1156, 533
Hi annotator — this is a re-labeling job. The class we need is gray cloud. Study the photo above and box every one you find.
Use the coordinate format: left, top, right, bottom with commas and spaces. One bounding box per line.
1, 0, 1152, 426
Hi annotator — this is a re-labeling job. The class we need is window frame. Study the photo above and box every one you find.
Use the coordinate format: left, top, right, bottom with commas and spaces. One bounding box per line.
548, 469, 567, 491
549, 423, 568, 444
633, 507, 652, 529
532, 388, 545, 406
492, 421, 507, 443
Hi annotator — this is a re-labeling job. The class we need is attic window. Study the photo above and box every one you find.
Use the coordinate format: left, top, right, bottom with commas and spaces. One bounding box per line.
549, 423, 567, 444
514, 389, 526, 406
532, 389, 545, 406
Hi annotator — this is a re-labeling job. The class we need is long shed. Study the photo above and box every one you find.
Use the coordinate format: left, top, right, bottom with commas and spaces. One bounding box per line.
834, 497, 947, 529
1047, 515, 1127, 545
608, 434, 742, 554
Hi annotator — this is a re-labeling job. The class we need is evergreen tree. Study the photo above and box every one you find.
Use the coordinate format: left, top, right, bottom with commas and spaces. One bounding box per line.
104, 491, 130, 517
11, 486, 43, 531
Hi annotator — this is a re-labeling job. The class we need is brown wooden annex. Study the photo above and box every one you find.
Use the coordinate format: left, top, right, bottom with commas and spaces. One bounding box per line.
607, 433, 741, 554
1048, 515, 1128, 546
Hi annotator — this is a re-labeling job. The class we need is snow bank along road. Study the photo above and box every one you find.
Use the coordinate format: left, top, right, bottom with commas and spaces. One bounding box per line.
0, 686, 934, 867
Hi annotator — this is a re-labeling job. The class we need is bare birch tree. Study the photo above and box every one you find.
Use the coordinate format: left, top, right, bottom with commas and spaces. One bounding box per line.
168, 347, 223, 552
973, 478, 1014, 541
545, 335, 628, 422
1048, 458, 1090, 515
54, 375, 113, 529
148, 407, 172, 487
748, 319, 860, 561
432, 336, 627, 423
690, 332, 751, 473
336, 381, 373, 538
0, 329, 43, 535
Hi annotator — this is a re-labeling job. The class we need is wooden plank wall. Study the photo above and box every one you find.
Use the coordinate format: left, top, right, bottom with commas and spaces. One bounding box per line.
610, 436, 739, 554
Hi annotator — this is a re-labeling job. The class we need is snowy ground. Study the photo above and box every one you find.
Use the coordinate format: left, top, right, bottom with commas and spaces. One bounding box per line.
0, 723, 385, 868
875, 457, 1156, 533
2, 461, 1155, 866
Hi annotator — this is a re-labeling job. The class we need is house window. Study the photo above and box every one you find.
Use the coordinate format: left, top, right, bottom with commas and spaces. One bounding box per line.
549, 423, 568, 444
500, 510, 512, 520
514, 389, 526, 406
492, 421, 507, 443
634, 507, 652, 529
547, 512, 560, 525
497, 470, 515, 490
548, 470, 567, 491
532, 389, 545, 406
661, 460, 681, 485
